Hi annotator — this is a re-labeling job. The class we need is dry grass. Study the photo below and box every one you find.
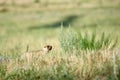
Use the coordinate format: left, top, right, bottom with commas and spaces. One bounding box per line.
3, 49, 119, 80
0, 0, 120, 79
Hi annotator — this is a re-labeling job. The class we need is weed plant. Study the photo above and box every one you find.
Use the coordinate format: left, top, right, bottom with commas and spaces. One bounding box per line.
59, 27, 118, 52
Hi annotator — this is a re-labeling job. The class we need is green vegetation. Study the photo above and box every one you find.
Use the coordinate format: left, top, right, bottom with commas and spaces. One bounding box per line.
0, 0, 120, 80
59, 27, 117, 52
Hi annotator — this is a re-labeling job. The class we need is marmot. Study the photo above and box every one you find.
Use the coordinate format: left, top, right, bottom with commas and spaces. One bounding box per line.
21, 45, 52, 64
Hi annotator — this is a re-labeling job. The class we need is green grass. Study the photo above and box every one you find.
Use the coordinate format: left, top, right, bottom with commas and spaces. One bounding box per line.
0, 0, 120, 80
59, 27, 118, 52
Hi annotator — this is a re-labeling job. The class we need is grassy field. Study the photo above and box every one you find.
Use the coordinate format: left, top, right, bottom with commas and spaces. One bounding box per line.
0, 0, 120, 80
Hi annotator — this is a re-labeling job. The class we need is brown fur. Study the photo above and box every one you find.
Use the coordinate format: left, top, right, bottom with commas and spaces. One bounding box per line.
21, 45, 52, 64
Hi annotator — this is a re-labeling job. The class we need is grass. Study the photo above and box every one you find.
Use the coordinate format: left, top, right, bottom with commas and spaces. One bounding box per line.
1, 48, 120, 80
0, 28, 119, 79
0, 0, 120, 80
59, 27, 118, 52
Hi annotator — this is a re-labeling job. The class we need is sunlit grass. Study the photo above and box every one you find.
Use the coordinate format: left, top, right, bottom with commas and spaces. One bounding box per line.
59, 27, 118, 52
0, 0, 120, 80
1, 48, 119, 80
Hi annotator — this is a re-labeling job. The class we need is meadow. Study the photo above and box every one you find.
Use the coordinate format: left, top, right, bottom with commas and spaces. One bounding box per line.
0, 0, 120, 80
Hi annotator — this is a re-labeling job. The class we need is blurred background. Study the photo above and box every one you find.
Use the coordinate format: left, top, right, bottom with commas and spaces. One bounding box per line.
0, 0, 120, 55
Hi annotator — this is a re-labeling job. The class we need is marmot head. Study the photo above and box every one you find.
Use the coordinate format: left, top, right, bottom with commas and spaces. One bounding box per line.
42, 45, 52, 52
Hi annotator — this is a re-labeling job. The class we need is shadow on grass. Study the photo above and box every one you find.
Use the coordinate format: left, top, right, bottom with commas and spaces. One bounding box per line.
28, 14, 81, 30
